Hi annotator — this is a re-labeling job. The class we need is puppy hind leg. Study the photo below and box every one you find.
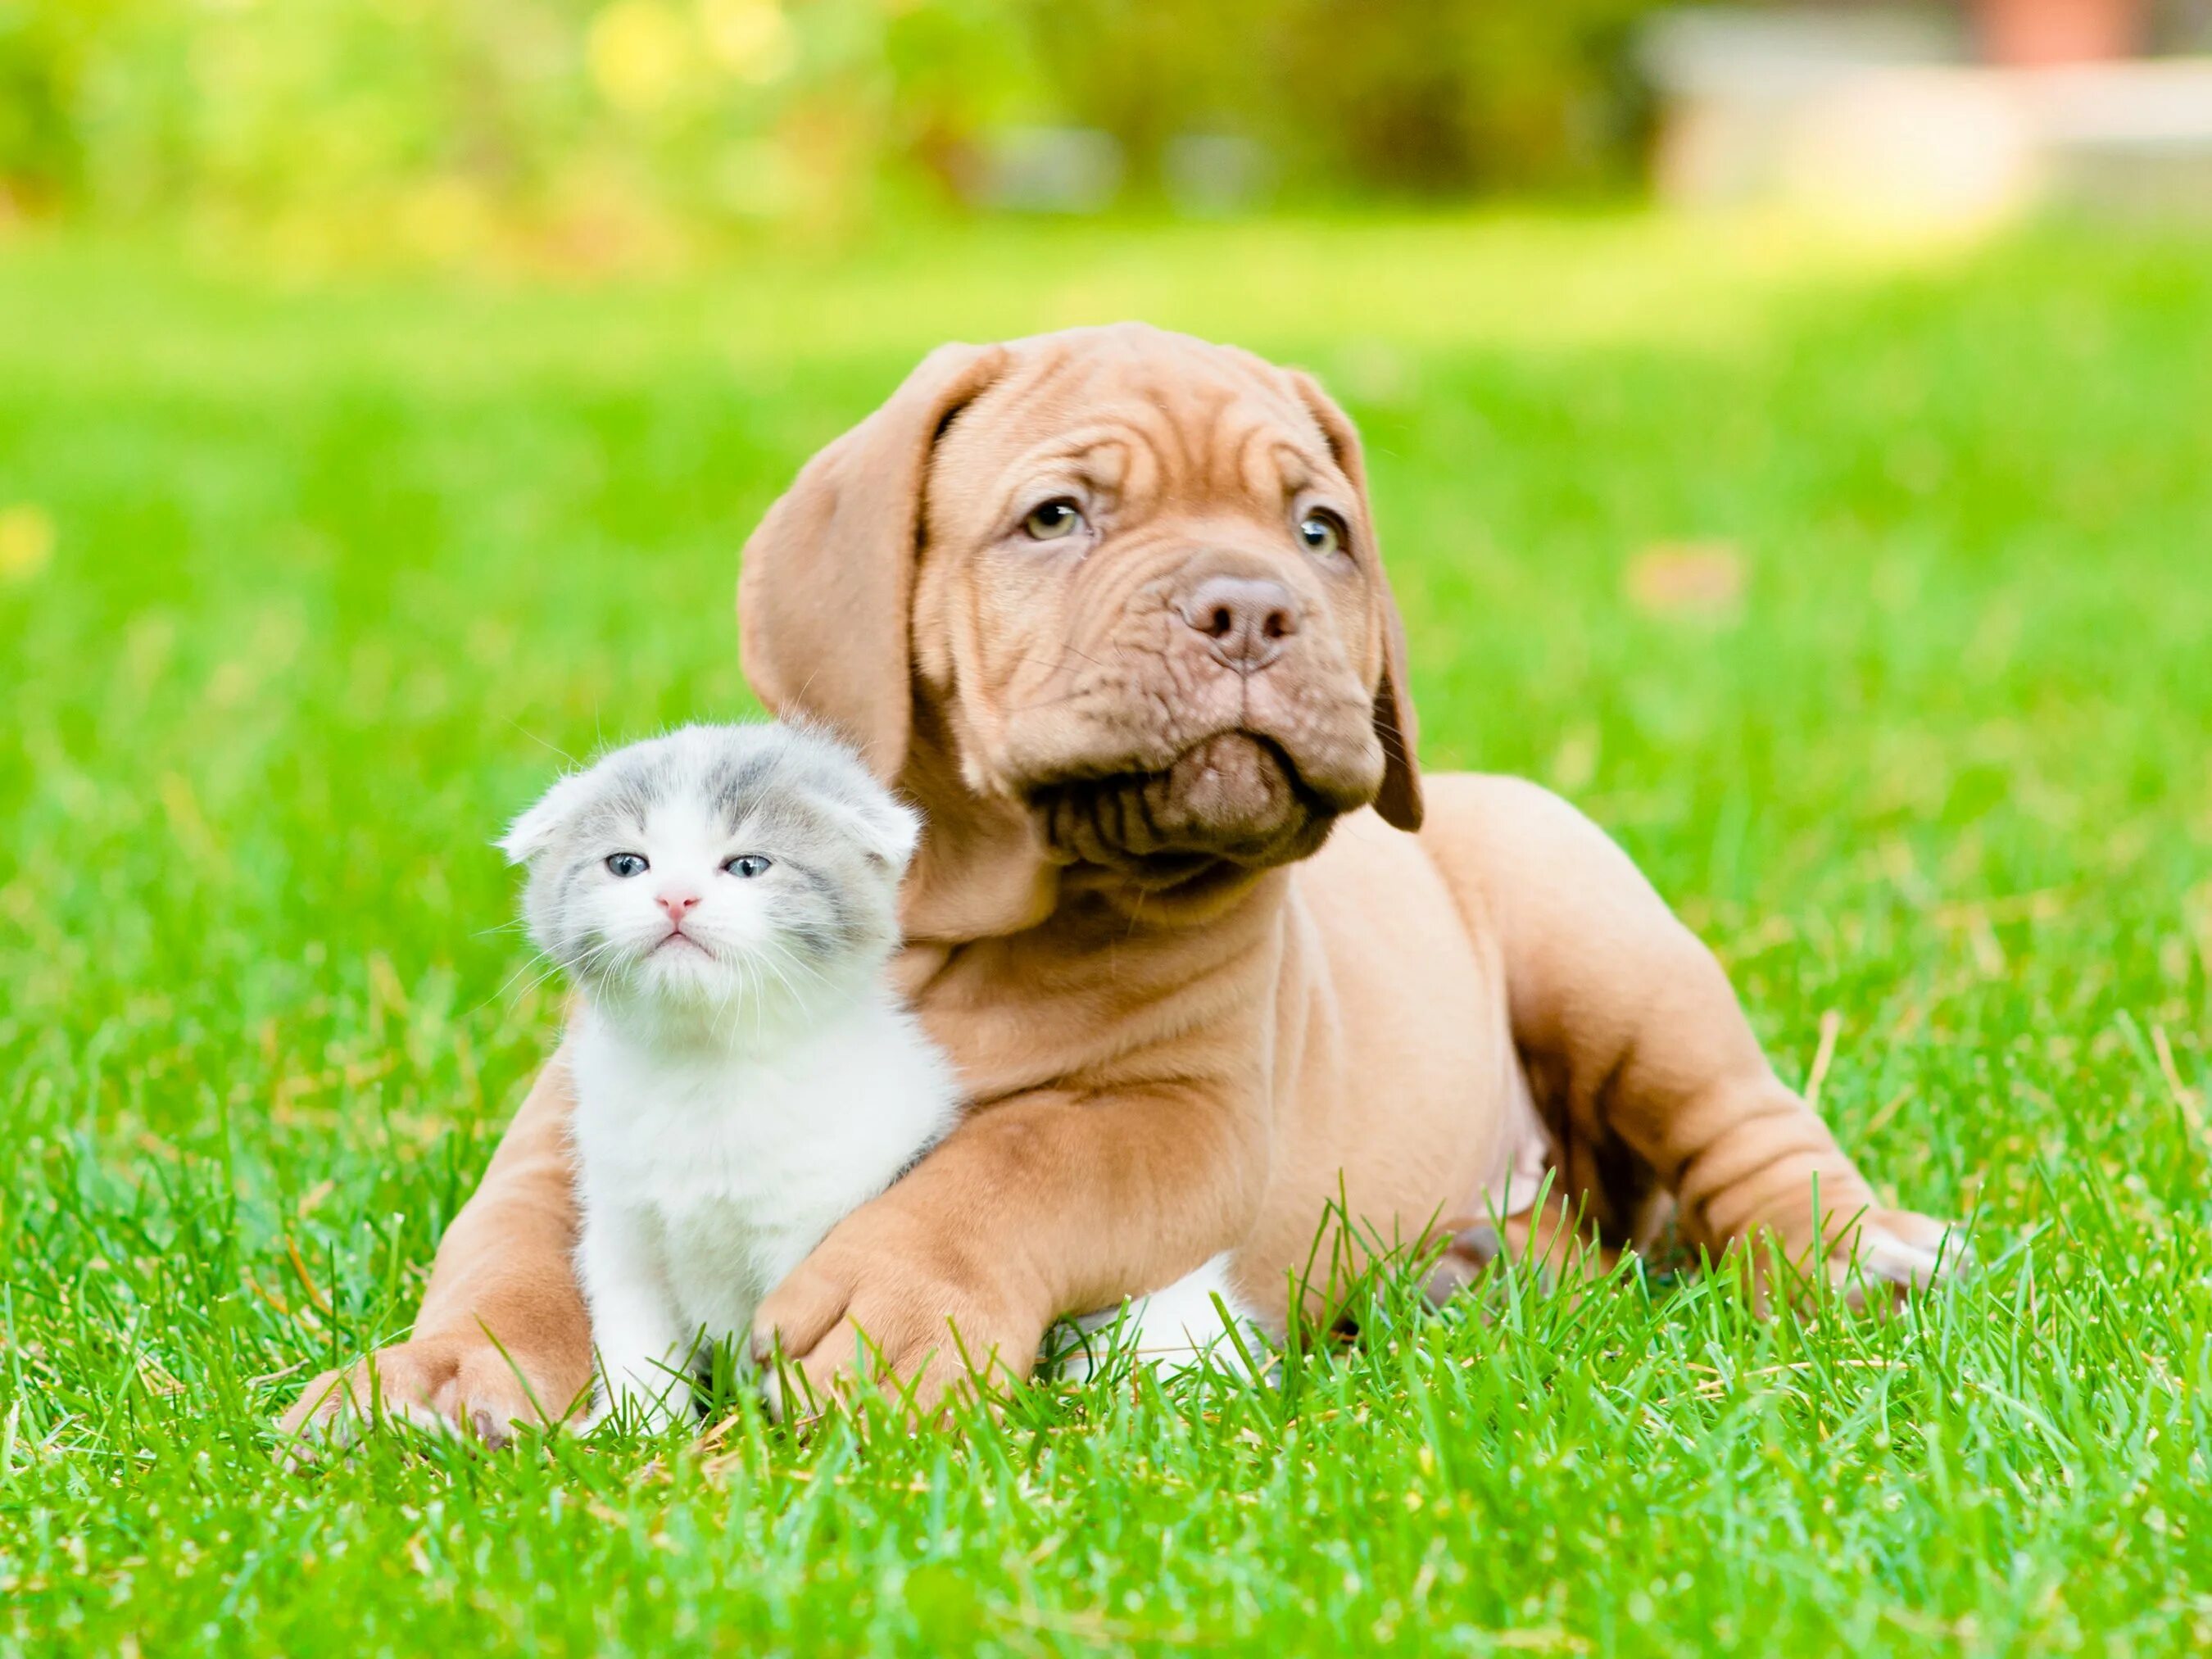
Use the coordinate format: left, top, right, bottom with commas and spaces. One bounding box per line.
1651, 1070, 1974, 1305
1424, 1186, 1626, 1304
1412, 774, 1966, 1305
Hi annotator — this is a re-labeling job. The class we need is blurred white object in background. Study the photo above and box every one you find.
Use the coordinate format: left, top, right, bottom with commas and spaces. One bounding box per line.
1641, 8, 1965, 208
2027, 56, 2212, 215
1643, 4, 2212, 228
1780, 64, 2042, 227
965, 127, 1126, 214
1163, 134, 1274, 217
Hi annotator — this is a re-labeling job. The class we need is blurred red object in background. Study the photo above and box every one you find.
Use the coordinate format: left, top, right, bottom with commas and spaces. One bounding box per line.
1973, 0, 2145, 66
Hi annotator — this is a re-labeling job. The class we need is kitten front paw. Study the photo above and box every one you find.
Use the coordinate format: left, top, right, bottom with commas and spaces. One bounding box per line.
584, 1371, 692, 1436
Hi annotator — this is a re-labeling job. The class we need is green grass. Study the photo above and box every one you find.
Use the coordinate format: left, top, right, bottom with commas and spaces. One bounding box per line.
3, 211, 2210, 1656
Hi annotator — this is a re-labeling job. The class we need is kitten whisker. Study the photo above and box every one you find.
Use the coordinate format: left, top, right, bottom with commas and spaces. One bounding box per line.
751, 950, 802, 1012
473, 945, 573, 1017
503, 715, 582, 769
751, 942, 816, 995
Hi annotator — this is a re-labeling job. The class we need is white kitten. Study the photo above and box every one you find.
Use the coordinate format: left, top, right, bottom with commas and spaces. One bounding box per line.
502, 723, 1246, 1431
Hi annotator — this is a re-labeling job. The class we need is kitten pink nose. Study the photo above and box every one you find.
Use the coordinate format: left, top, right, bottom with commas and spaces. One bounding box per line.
656, 891, 700, 922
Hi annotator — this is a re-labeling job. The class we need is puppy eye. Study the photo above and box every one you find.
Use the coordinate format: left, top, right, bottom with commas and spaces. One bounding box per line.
1296, 510, 1347, 557
1022, 498, 1086, 542
723, 854, 773, 878
605, 853, 648, 877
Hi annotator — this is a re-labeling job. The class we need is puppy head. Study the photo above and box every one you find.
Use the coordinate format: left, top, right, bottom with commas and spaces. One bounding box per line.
740, 324, 1420, 902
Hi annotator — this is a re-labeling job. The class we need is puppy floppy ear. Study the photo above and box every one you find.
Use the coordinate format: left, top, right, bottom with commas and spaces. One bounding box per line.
738, 342, 1013, 786
1288, 369, 1424, 832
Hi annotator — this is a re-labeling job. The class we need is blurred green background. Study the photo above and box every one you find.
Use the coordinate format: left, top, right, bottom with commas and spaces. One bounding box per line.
0, 0, 1652, 265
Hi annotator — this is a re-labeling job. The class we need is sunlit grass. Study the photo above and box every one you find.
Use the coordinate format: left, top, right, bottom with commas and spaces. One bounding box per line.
2, 213, 2209, 1656
0, 211, 1985, 397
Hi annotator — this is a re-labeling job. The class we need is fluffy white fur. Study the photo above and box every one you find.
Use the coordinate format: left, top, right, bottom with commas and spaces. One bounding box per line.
569, 964, 961, 1427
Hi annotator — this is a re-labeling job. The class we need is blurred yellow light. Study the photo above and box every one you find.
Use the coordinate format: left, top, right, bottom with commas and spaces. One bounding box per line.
0, 505, 55, 586
698, 0, 796, 85
587, 0, 696, 116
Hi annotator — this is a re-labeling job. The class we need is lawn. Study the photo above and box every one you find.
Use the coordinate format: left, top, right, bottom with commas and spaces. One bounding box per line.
2, 212, 2210, 1656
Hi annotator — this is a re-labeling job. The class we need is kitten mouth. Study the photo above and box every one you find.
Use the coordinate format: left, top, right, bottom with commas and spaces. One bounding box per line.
651, 931, 711, 956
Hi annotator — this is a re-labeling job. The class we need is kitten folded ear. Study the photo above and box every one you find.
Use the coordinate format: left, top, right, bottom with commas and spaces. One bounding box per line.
851, 796, 923, 876
496, 769, 597, 865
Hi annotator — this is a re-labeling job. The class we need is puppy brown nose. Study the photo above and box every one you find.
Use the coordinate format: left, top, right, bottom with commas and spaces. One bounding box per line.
1175, 574, 1299, 672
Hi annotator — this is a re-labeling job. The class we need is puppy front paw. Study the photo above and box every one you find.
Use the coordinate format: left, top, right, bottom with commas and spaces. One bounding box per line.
276, 1336, 582, 1461
753, 1219, 1042, 1421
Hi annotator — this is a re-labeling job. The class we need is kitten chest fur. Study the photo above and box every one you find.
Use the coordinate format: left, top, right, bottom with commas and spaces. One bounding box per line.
569, 991, 956, 1344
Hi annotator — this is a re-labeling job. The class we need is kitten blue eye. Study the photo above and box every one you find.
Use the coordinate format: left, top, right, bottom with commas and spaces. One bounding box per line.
724, 854, 773, 878
605, 853, 648, 877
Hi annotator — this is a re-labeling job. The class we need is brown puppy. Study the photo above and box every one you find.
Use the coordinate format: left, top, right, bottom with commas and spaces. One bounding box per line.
283, 324, 1960, 1440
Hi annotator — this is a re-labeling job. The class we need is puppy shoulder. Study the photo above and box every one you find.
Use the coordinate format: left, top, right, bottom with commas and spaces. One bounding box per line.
1413, 772, 1657, 899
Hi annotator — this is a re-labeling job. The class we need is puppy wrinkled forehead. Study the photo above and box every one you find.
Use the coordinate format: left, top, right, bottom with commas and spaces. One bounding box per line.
953, 324, 1343, 487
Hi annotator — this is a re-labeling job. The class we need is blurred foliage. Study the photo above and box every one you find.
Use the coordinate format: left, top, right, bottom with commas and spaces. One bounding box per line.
0, 0, 1659, 265
1036, 0, 1654, 196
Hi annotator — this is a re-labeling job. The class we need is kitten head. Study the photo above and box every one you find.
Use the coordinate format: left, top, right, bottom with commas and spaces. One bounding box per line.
500, 723, 919, 1016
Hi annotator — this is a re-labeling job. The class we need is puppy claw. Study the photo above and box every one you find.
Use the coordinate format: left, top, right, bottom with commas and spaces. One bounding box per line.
1455, 1222, 1503, 1265
1831, 1211, 1971, 1303
1421, 1221, 1503, 1305
469, 1407, 514, 1449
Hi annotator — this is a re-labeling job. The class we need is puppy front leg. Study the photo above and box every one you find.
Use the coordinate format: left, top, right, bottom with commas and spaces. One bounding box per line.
754, 1078, 1271, 1412
279, 1052, 594, 1449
